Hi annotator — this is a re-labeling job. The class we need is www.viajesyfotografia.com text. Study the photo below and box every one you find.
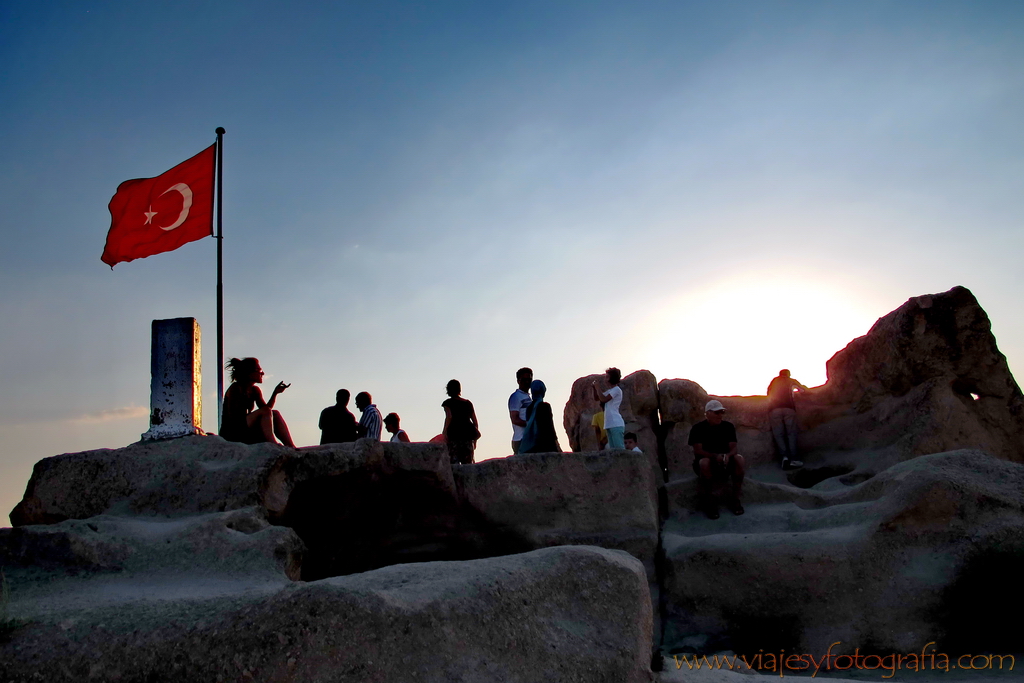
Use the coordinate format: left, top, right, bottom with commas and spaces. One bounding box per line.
672, 642, 1015, 678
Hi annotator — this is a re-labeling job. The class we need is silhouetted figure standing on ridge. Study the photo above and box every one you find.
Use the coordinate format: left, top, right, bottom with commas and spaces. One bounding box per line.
767, 369, 808, 470
319, 389, 359, 444
689, 399, 745, 519
592, 367, 625, 450
443, 379, 479, 465
384, 412, 410, 443
508, 367, 533, 454
355, 391, 382, 441
520, 379, 561, 453
220, 357, 296, 447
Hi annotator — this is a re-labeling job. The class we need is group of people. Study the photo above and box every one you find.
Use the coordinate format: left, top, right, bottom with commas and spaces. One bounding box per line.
687, 368, 808, 519
220, 357, 811, 520
316, 378, 481, 465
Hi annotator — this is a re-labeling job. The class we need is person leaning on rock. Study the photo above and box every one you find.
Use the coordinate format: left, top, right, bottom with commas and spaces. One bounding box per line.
767, 369, 808, 470
319, 389, 359, 444
688, 400, 745, 519
355, 391, 383, 441
624, 432, 642, 453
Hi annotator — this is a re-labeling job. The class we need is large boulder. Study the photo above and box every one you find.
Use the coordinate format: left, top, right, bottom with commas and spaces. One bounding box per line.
655, 287, 1024, 482
0, 545, 655, 683
453, 451, 660, 576
660, 450, 1024, 654
1, 506, 303, 581
9, 435, 285, 525
262, 439, 464, 580
9, 436, 663, 590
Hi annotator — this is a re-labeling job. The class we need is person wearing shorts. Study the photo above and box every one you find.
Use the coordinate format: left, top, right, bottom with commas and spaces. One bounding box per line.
688, 399, 745, 519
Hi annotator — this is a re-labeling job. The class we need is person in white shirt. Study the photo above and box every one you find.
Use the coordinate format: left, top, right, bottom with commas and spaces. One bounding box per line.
592, 367, 625, 450
384, 412, 410, 443
508, 367, 533, 454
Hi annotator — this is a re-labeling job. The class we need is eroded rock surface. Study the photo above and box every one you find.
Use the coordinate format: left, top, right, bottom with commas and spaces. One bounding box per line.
0, 546, 655, 683
263, 440, 464, 579
652, 287, 1024, 481
660, 450, 1024, 654
454, 451, 659, 576
10, 435, 284, 526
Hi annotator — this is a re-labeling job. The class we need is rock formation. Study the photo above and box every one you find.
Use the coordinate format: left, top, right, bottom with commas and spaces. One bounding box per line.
661, 450, 1024, 654
2, 438, 660, 681
1, 544, 654, 683
3, 285, 1024, 680
563, 370, 660, 458
647, 286, 1024, 483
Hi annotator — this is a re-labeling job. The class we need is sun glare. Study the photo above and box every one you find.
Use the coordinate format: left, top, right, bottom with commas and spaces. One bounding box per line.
641, 275, 879, 396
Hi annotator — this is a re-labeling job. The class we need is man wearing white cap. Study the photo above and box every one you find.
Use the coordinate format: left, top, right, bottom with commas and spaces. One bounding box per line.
687, 399, 745, 519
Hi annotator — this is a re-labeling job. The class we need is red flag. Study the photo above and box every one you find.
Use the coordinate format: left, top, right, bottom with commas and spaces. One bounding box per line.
101, 144, 216, 267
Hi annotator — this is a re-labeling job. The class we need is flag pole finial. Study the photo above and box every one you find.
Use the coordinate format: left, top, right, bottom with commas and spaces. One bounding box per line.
216, 127, 225, 135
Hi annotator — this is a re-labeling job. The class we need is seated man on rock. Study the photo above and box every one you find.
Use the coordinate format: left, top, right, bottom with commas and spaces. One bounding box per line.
688, 400, 745, 519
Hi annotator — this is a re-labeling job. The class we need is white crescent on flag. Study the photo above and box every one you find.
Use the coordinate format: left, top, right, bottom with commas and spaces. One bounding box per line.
158, 183, 193, 231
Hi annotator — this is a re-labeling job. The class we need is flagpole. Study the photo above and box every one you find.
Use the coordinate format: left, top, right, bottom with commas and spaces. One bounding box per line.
215, 127, 225, 433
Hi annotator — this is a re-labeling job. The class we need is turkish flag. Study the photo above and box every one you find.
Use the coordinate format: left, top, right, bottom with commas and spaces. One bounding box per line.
101, 144, 216, 267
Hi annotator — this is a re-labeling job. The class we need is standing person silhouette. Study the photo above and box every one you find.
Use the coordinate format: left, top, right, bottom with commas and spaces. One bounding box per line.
319, 389, 359, 444
767, 369, 808, 469
355, 392, 382, 441
442, 379, 479, 465
520, 379, 561, 453
220, 357, 295, 447
508, 367, 533, 454
592, 367, 625, 450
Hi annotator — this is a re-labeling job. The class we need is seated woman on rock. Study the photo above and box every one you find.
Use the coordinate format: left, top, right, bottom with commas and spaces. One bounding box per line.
220, 357, 296, 447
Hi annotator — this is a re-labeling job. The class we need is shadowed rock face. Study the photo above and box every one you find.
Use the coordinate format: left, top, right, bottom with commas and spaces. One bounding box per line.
10, 436, 282, 526
3, 440, 662, 681
262, 440, 468, 580
9, 438, 660, 588
659, 450, 1024, 654
0, 546, 655, 683
453, 451, 660, 578
651, 286, 1024, 480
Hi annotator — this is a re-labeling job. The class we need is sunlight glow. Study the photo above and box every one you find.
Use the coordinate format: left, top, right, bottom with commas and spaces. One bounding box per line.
641, 274, 879, 396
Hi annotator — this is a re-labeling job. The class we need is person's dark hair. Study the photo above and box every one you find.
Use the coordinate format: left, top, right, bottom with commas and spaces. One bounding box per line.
226, 357, 259, 383
356, 391, 371, 404
336, 389, 350, 404
625, 432, 638, 441
384, 412, 400, 427
606, 367, 622, 385
516, 367, 532, 382
446, 379, 461, 397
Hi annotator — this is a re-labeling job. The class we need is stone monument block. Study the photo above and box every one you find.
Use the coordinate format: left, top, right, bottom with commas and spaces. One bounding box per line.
141, 317, 202, 440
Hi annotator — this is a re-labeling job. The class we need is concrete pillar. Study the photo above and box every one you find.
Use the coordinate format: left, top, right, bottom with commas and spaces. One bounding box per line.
142, 317, 203, 440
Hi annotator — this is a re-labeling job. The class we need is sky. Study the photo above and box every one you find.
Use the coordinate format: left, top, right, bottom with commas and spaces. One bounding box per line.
2, 1, 1023, 526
